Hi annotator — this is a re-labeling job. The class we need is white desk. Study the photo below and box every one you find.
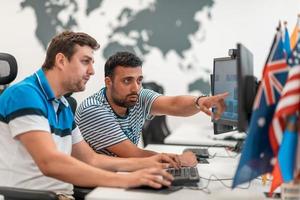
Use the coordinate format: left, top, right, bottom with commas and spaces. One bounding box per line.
85, 144, 275, 200
164, 123, 242, 147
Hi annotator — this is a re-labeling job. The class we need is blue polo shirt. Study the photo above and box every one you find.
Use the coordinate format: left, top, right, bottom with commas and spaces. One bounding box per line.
0, 68, 83, 194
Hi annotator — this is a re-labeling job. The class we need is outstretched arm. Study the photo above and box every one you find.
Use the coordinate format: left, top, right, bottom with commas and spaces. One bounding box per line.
150, 92, 228, 119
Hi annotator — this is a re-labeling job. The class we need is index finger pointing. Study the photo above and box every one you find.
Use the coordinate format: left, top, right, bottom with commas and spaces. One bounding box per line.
215, 92, 229, 99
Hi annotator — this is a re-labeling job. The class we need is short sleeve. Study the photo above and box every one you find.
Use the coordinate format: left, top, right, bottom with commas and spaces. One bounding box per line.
1, 84, 49, 137
139, 89, 161, 120
71, 125, 84, 144
9, 115, 50, 138
3, 84, 47, 121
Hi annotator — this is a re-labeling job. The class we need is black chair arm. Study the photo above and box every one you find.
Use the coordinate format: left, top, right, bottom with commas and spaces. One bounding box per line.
0, 186, 58, 200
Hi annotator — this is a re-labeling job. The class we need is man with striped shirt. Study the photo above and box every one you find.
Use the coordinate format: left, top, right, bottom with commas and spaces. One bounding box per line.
76, 51, 228, 167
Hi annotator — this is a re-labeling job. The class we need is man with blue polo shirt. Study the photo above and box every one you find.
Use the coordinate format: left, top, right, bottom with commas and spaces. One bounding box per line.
75, 51, 228, 167
0, 31, 177, 200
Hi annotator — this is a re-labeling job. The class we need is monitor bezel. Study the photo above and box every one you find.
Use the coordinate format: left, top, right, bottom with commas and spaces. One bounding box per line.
212, 56, 238, 127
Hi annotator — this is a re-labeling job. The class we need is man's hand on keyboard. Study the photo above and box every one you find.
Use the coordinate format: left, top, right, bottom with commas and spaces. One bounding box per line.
178, 151, 197, 167
162, 153, 181, 168
142, 153, 181, 169
122, 168, 174, 189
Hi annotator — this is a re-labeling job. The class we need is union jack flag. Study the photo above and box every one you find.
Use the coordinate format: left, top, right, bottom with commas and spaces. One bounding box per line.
253, 29, 289, 109
268, 26, 293, 154
233, 25, 289, 188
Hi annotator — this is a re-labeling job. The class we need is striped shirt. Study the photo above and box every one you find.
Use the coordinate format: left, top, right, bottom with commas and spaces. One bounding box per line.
0, 69, 83, 195
75, 87, 160, 156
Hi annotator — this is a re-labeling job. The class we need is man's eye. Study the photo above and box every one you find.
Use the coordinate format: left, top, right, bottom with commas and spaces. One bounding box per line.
82, 60, 89, 64
137, 78, 143, 84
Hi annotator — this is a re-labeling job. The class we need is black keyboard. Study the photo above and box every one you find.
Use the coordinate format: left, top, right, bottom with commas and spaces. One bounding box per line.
167, 167, 200, 186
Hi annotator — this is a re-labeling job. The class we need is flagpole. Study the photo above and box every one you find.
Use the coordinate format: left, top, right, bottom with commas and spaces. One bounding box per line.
263, 21, 281, 76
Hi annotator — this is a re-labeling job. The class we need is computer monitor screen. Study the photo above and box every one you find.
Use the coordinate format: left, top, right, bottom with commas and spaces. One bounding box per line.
212, 57, 238, 131
212, 44, 256, 134
237, 43, 255, 133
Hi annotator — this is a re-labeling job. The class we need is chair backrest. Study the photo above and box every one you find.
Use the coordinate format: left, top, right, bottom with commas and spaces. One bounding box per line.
64, 93, 77, 115
0, 53, 18, 84
142, 82, 171, 146
0, 53, 18, 94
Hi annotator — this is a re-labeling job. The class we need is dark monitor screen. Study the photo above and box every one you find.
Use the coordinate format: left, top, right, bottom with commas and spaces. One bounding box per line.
237, 43, 255, 133
212, 57, 238, 132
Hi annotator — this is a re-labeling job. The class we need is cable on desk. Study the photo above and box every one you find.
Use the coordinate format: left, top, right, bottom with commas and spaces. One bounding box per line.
206, 146, 240, 159
180, 174, 252, 194
183, 185, 211, 194
198, 174, 252, 190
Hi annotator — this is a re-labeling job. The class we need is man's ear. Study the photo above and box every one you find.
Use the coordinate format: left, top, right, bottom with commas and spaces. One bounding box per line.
55, 53, 67, 70
104, 76, 112, 87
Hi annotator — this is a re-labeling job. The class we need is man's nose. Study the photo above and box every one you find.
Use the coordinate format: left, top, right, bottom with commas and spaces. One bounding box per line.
131, 82, 140, 92
88, 64, 95, 76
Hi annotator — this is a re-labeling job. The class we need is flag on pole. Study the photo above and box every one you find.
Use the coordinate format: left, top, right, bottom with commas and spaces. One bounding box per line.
270, 37, 300, 192
283, 22, 292, 57
232, 24, 289, 188
270, 115, 299, 193
290, 14, 300, 49
269, 37, 300, 153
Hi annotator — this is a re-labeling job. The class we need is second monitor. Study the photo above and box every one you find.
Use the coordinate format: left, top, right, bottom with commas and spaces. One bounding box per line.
212, 43, 257, 134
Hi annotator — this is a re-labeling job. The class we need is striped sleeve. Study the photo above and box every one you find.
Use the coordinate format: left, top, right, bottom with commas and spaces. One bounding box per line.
139, 89, 161, 120
75, 104, 128, 152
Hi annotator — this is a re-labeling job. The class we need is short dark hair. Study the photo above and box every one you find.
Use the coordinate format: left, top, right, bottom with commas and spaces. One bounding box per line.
42, 31, 100, 70
104, 51, 142, 77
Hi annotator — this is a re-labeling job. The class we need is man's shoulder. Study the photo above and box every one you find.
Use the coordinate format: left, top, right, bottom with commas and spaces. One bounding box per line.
80, 91, 104, 107
0, 77, 46, 116
140, 88, 160, 97
2, 76, 41, 99
76, 89, 108, 114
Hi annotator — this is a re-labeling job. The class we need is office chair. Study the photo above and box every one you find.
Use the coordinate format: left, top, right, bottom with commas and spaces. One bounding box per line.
0, 53, 17, 94
142, 82, 171, 147
0, 53, 58, 200
64, 93, 77, 115
0, 187, 58, 200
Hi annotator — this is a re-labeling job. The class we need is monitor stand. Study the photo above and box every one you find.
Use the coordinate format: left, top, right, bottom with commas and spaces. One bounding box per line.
212, 131, 246, 141
213, 123, 235, 135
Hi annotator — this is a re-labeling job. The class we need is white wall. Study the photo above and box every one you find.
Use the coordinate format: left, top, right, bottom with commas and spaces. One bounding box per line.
0, 0, 299, 131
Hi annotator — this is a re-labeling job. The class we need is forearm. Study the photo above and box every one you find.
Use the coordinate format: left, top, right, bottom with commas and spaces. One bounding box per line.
160, 96, 199, 116
41, 152, 125, 187
114, 147, 157, 158
90, 150, 157, 172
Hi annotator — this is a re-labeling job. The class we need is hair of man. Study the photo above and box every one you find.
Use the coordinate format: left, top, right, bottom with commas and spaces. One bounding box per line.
42, 31, 100, 70
104, 51, 142, 77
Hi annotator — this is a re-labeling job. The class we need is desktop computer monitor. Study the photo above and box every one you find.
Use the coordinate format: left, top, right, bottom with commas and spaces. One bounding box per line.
212, 57, 238, 134
212, 43, 257, 134
236, 43, 256, 133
